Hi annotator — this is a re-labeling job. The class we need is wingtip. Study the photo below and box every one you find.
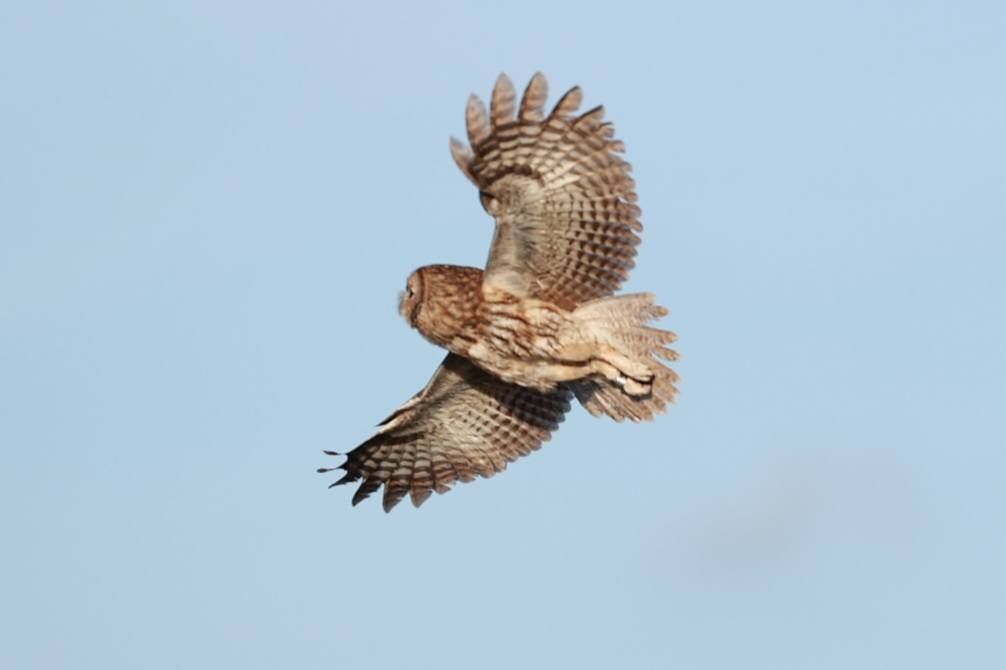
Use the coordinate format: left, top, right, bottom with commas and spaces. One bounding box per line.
549, 85, 583, 120
493, 71, 514, 91
519, 71, 549, 123
465, 94, 490, 146
449, 136, 478, 187
490, 73, 517, 128
574, 104, 606, 129
410, 487, 433, 508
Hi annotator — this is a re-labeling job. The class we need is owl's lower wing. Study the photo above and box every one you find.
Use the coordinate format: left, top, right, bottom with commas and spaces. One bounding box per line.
450, 72, 641, 311
321, 353, 572, 512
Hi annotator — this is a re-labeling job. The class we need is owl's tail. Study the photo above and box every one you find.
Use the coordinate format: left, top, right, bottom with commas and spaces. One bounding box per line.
569, 293, 679, 422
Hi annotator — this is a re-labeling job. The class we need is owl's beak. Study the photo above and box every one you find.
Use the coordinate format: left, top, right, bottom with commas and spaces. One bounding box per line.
398, 291, 409, 320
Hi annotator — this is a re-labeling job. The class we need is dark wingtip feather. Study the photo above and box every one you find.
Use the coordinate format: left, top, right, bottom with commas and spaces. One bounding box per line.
351, 478, 380, 506
382, 488, 408, 513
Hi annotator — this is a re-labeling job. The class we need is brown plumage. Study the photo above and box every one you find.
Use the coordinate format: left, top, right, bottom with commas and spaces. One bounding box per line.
321, 73, 679, 511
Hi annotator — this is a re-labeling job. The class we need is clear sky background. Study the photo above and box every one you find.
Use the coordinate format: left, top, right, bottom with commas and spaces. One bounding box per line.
2, 2, 1003, 668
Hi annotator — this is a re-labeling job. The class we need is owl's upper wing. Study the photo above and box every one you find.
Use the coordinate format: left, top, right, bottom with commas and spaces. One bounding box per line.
321, 353, 572, 512
450, 72, 641, 310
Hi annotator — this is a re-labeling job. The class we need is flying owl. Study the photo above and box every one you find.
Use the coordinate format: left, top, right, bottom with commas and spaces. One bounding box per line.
320, 72, 679, 511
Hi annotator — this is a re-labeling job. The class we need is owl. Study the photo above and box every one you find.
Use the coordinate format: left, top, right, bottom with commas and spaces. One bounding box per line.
320, 73, 679, 511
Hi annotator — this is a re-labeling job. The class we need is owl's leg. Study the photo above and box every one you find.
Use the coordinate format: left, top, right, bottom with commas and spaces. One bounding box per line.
545, 344, 654, 396
585, 352, 654, 397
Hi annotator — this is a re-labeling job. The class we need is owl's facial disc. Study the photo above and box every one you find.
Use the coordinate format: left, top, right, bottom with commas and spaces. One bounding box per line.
399, 270, 425, 326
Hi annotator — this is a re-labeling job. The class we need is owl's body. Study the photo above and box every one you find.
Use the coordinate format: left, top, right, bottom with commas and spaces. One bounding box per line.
401, 264, 677, 402
322, 73, 680, 511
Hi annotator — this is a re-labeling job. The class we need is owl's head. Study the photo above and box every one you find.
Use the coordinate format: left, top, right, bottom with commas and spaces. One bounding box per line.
399, 265, 485, 343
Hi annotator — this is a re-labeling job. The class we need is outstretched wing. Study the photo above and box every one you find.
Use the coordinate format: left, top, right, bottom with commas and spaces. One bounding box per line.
450, 72, 641, 311
321, 353, 572, 512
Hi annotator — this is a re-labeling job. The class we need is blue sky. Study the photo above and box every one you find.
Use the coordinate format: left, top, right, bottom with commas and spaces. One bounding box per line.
2, 2, 1004, 668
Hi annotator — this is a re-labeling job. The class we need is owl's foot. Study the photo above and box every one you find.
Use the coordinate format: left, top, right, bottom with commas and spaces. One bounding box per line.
615, 372, 655, 397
